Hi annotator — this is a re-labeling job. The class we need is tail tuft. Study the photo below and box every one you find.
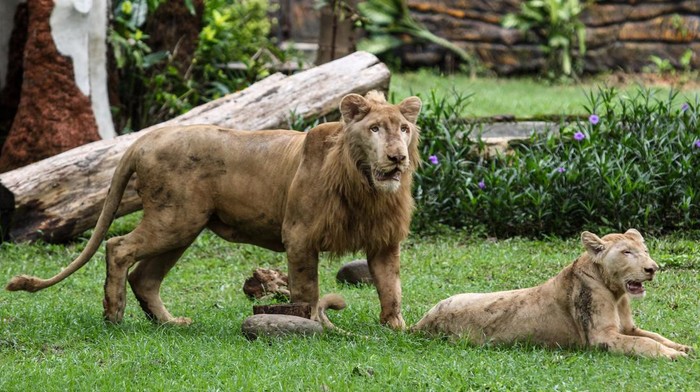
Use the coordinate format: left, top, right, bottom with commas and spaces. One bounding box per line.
319, 293, 346, 312
5, 275, 41, 292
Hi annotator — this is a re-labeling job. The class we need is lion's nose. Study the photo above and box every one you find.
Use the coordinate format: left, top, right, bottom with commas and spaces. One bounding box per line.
644, 263, 659, 275
388, 154, 406, 164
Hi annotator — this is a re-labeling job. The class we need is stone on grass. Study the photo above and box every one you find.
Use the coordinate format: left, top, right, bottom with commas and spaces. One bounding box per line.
241, 314, 323, 340
336, 259, 373, 286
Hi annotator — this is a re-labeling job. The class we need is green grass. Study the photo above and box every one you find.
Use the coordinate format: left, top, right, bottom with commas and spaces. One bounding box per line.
1, 213, 698, 390
390, 69, 700, 118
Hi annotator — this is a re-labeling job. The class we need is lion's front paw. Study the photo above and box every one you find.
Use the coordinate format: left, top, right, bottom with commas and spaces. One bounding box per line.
675, 344, 693, 354
381, 314, 406, 331
660, 346, 688, 360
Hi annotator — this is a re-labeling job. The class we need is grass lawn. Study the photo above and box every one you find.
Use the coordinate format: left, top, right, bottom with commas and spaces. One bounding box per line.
390, 69, 700, 118
1, 213, 698, 390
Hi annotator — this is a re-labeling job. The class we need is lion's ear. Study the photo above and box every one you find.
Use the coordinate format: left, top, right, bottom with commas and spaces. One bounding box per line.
581, 231, 605, 255
624, 229, 644, 242
340, 94, 371, 123
399, 96, 422, 124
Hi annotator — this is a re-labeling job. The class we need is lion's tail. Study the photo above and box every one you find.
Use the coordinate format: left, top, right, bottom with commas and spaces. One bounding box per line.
318, 293, 347, 328
317, 293, 372, 340
5, 146, 137, 293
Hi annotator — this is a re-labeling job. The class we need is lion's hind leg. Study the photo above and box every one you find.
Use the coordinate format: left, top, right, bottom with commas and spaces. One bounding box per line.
128, 246, 193, 325
103, 217, 205, 324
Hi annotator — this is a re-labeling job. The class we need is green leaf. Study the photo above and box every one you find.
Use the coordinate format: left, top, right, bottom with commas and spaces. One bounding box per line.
143, 50, 169, 68
357, 35, 402, 54
130, 0, 149, 27
183, 0, 195, 15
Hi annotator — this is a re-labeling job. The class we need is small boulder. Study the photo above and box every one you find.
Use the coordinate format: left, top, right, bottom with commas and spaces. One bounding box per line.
241, 314, 323, 340
336, 259, 373, 286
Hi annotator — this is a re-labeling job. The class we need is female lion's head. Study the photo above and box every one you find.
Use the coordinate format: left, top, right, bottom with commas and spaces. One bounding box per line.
581, 229, 659, 298
339, 91, 422, 193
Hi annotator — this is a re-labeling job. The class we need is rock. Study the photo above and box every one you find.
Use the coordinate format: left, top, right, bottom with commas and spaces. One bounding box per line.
336, 259, 373, 286
241, 314, 323, 340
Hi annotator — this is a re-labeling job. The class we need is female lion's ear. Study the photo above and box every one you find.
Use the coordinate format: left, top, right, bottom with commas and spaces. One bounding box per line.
340, 94, 371, 123
398, 96, 422, 124
624, 229, 644, 243
581, 231, 605, 256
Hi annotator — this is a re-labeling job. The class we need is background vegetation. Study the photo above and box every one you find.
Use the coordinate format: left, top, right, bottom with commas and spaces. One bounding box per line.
411, 86, 700, 237
110, 0, 283, 132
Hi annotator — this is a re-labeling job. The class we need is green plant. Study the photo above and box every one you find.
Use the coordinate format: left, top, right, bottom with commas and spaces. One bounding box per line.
109, 0, 170, 132
503, 0, 589, 80
357, 0, 472, 65
410, 90, 481, 231
412, 87, 700, 237
648, 55, 675, 75
679, 49, 694, 72
196, 0, 280, 93
109, 0, 285, 133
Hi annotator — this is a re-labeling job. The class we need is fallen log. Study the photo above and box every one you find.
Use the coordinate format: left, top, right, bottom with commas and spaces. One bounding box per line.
0, 51, 391, 243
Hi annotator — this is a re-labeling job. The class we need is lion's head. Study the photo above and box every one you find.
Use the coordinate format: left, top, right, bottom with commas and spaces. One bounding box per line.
581, 229, 659, 298
339, 91, 422, 193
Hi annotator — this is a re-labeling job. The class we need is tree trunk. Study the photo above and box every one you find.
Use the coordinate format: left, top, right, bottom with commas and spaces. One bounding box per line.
316, 0, 359, 65
0, 51, 390, 243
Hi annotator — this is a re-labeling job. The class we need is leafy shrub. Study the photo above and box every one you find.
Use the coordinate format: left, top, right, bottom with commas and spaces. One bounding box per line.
413, 88, 700, 237
357, 0, 471, 65
503, 0, 589, 80
110, 0, 283, 133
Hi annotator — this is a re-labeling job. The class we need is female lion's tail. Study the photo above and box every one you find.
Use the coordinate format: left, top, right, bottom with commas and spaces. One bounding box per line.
5, 146, 138, 292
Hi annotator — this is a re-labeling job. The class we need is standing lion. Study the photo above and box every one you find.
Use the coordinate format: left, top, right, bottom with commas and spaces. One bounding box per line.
7, 91, 421, 330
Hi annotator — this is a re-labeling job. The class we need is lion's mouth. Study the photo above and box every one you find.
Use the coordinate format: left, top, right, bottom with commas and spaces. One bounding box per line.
374, 167, 402, 182
625, 280, 646, 296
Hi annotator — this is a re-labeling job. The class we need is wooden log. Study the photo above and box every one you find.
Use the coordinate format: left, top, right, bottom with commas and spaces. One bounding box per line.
253, 303, 312, 319
0, 51, 391, 243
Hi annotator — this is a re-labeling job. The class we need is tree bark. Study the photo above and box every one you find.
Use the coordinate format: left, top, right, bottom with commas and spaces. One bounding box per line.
316, 0, 359, 65
0, 51, 391, 243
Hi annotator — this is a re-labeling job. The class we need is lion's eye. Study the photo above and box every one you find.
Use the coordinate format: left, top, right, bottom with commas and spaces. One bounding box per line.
400, 125, 409, 133
623, 250, 633, 256
370, 125, 380, 133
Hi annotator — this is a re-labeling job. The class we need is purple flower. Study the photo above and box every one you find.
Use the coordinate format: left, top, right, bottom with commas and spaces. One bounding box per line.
557, 167, 566, 173
573, 131, 586, 141
428, 155, 439, 165
681, 103, 690, 112
588, 114, 599, 125
477, 180, 486, 190
694, 140, 700, 149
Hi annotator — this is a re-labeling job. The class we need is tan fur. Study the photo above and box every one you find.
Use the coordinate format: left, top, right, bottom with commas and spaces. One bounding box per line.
412, 229, 693, 359
6, 91, 421, 330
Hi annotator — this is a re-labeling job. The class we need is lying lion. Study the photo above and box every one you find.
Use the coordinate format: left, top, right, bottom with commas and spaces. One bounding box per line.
7, 91, 421, 330
412, 229, 693, 359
